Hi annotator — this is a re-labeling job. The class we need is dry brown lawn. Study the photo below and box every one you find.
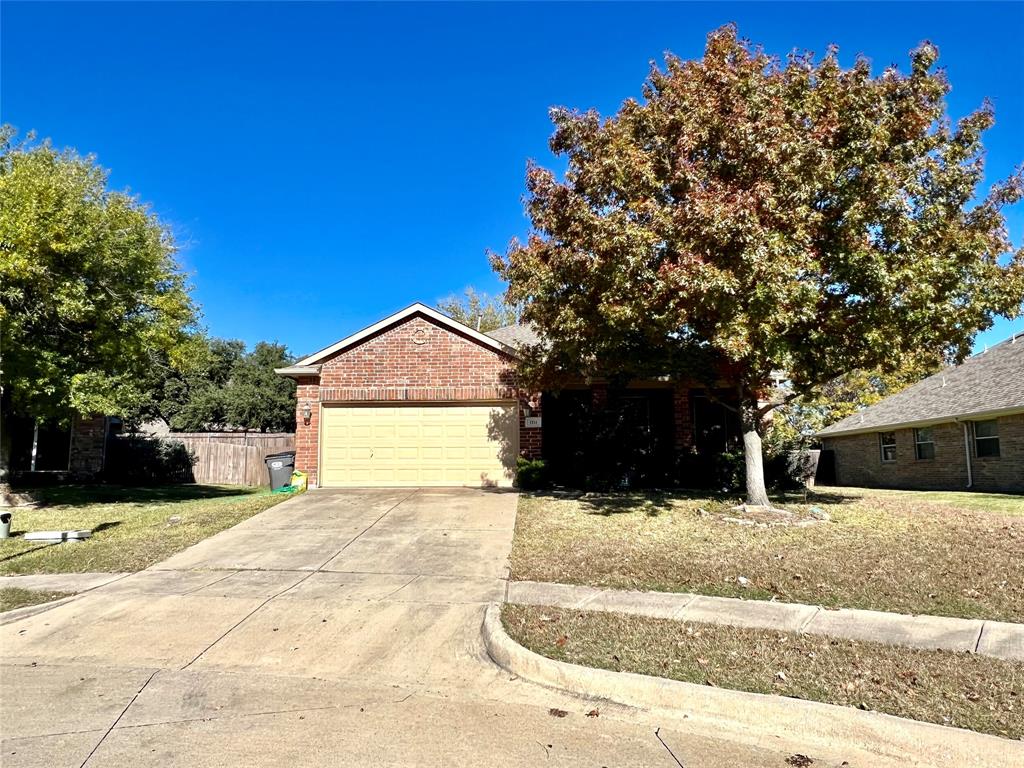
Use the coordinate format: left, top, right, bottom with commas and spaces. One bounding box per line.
508, 487, 1024, 621
503, 604, 1024, 740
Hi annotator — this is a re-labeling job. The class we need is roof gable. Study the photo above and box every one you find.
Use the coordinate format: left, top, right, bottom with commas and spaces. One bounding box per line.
295, 303, 509, 366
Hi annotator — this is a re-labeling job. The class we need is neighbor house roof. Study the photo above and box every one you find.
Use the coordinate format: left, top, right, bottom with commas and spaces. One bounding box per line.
817, 332, 1024, 438
486, 323, 543, 349
275, 303, 509, 377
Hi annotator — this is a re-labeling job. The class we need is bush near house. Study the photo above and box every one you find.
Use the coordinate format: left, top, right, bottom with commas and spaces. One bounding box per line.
103, 436, 197, 485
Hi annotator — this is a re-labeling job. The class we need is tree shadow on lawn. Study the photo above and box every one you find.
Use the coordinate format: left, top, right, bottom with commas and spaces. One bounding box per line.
528, 486, 866, 517
23, 484, 260, 508
529, 488, 715, 517
801, 489, 868, 506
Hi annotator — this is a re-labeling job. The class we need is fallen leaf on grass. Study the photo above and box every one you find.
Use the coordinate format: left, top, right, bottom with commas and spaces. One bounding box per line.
555, 634, 568, 647
585, 709, 599, 718
548, 708, 568, 718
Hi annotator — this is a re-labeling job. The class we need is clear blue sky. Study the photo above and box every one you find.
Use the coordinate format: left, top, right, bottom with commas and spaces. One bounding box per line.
3, 1, 1022, 357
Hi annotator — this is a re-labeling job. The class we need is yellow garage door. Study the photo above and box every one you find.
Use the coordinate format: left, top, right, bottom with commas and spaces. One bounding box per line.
319, 403, 518, 488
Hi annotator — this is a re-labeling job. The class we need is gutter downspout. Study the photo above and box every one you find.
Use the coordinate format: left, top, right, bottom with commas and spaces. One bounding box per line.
961, 421, 973, 489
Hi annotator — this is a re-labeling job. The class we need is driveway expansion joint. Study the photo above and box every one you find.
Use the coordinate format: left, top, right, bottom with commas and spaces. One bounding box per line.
79, 669, 159, 768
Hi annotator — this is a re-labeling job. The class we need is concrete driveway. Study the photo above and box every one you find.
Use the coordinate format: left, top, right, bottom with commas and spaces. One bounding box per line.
2, 488, 840, 767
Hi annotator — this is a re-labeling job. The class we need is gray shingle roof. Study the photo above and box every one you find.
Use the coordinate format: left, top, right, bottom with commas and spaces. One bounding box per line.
818, 332, 1024, 437
486, 323, 543, 349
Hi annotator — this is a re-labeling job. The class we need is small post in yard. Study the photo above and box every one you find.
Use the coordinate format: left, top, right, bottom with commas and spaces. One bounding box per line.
30, 421, 39, 472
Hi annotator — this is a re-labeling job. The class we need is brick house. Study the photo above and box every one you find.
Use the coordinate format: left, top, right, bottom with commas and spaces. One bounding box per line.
275, 303, 738, 489
817, 332, 1024, 493
6, 413, 111, 478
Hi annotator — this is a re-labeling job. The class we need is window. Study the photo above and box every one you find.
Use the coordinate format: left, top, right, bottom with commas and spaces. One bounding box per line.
879, 432, 897, 463
974, 420, 1000, 458
914, 428, 935, 460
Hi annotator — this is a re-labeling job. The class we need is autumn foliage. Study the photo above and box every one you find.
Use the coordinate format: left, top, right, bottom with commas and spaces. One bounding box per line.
494, 25, 1024, 504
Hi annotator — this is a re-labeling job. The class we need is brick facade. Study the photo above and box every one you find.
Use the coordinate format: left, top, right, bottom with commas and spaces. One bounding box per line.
68, 414, 108, 474
822, 413, 1024, 493
672, 387, 694, 453
292, 314, 540, 487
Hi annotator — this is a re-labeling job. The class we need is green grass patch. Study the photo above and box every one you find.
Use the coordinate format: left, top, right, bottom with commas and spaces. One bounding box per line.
0, 587, 74, 612
509, 486, 1024, 622
503, 604, 1024, 740
0, 484, 291, 575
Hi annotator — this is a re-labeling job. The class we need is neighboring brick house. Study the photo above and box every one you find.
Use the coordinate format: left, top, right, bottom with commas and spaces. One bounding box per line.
6, 413, 111, 477
817, 333, 1024, 493
275, 303, 732, 489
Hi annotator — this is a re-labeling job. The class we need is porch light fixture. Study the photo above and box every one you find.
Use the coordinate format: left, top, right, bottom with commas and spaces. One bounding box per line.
301, 402, 313, 425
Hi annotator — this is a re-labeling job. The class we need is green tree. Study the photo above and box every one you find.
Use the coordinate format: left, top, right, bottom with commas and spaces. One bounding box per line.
494, 27, 1024, 506
437, 287, 519, 332
124, 336, 246, 431
223, 342, 295, 433
136, 338, 295, 433
0, 129, 196, 484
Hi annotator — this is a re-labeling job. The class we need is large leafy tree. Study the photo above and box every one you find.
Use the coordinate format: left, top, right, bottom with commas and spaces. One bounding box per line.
126, 337, 295, 433
0, 129, 196, 484
123, 336, 245, 430
437, 287, 519, 332
222, 342, 296, 433
494, 27, 1024, 506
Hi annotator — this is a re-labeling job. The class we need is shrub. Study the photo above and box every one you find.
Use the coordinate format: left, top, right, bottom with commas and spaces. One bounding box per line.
516, 457, 550, 490
712, 449, 746, 492
103, 436, 197, 485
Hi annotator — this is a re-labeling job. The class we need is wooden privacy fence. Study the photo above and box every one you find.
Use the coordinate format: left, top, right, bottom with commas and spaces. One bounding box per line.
162, 432, 295, 486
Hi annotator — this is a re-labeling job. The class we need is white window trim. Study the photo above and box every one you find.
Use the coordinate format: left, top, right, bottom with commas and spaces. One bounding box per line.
973, 420, 1001, 458
913, 428, 935, 460
879, 432, 897, 463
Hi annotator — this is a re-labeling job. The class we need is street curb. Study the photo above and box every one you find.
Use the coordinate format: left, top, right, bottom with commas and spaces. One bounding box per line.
481, 604, 1023, 768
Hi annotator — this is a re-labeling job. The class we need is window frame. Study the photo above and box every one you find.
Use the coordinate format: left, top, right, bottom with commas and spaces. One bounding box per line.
973, 419, 1001, 458
879, 431, 897, 463
913, 427, 936, 460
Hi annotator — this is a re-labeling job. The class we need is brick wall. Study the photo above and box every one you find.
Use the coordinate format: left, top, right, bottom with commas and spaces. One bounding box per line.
673, 386, 694, 452
69, 414, 107, 474
291, 314, 539, 486
823, 413, 1024, 493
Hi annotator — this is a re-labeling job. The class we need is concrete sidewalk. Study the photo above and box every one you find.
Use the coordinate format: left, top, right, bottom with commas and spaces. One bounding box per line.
507, 580, 1024, 661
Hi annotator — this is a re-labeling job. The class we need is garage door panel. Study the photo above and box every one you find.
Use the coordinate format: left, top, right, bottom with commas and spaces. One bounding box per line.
320, 404, 516, 488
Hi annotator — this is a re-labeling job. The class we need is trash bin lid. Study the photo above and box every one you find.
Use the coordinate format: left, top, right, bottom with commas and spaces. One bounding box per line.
264, 450, 297, 459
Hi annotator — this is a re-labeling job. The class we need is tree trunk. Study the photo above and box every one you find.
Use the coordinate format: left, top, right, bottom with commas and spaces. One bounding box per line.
740, 399, 772, 508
